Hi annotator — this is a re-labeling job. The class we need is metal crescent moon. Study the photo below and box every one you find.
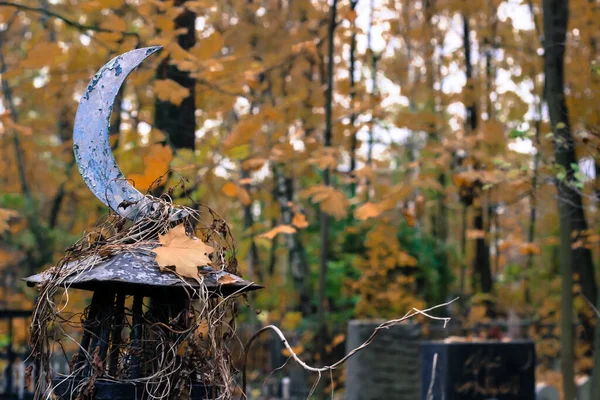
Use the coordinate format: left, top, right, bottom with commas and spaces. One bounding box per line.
73, 47, 184, 221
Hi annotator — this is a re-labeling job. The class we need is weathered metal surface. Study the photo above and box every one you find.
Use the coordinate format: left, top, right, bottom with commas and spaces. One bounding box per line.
73, 46, 185, 221
23, 249, 261, 296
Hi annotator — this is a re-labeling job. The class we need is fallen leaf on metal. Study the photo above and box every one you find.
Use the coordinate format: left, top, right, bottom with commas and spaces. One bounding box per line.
152, 224, 215, 282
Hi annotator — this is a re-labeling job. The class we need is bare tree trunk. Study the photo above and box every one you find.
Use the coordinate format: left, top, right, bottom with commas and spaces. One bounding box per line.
155, 0, 196, 150
525, 73, 543, 303
588, 2, 600, 391
543, 0, 595, 397
463, 13, 492, 293
366, 0, 377, 178
473, 205, 492, 293
424, 0, 449, 300
460, 205, 468, 294
593, 284, 600, 397
242, 169, 260, 282
463, 14, 477, 134
317, 1, 337, 397
274, 166, 312, 316
348, 0, 359, 198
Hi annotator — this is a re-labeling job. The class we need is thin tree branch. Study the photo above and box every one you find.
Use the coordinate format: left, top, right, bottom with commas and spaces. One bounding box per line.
0, 1, 140, 41
241, 298, 457, 398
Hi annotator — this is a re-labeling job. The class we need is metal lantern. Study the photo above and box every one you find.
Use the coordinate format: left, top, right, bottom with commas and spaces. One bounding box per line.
24, 48, 261, 400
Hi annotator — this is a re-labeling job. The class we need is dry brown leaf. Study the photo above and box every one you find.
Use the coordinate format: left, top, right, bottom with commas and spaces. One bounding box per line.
258, 225, 296, 240
292, 213, 309, 229
218, 274, 237, 285
153, 79, 190, 106
152, 224, 215, 282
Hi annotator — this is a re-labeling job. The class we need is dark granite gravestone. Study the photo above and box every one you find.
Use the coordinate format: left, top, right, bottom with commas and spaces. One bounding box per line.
420, 340, 535, 400
345, 321, 421, 400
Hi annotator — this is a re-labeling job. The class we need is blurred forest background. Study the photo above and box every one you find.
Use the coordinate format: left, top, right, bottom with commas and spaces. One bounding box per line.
1, 0, 600, 398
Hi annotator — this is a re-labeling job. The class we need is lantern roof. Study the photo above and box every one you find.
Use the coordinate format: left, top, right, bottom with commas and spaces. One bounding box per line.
24, 248, 260, 295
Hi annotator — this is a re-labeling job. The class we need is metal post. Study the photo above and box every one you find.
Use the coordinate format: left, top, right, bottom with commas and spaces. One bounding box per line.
108, 293, 126, 376
6, 316, 14, 393
130, 295, 143, 379
76, 291, 102, 373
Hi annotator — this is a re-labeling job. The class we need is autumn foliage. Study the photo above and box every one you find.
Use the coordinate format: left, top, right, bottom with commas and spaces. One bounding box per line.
0, 0, 600, 397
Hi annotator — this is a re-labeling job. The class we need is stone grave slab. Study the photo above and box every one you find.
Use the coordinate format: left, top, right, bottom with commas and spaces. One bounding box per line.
420, 340, 535, 400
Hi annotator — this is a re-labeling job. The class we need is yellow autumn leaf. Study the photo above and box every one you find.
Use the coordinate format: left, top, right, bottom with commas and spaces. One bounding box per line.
355, 202, 380, 221
152, 224, 215, 283
308, 148, 338, 170
282, 344, 304, 357
331, 333, 345, 347
237, 187, 252, 206
221, 182, 252, 205
153, 79, 190, 106
100, 14, 127, 32
292, 213, 308, 229
415, 177, 443, 192
467, 229, 486, 240
0, 248, 17, 266
3, 118, 33, 136
270, 143, 296, 163
300, 185, 348, 220
184, 0, 212, 12
102, 0, 124, 7
242, 157, 267, 171
282, 311, 302, 330
221, 182, 237, 197
20, 42, 62, 69
79, 1, 104, 13
0, 208, 19, 234
129, 144, 172, 190
224, 116, 261, 149
94, 32, 123, 43
258, 225, 296, 240
155, 15, 175, 32
398, 251, 417, 267
519, 242, 541, 255
190, 32, 224, 60
354, 165, 374, 180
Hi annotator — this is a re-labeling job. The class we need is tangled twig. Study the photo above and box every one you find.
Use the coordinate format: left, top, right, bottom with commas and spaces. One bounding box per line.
241, 298, 457, 399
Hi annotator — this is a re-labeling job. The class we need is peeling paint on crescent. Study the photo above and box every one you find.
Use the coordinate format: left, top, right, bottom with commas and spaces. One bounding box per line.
72, 47, 186, 221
